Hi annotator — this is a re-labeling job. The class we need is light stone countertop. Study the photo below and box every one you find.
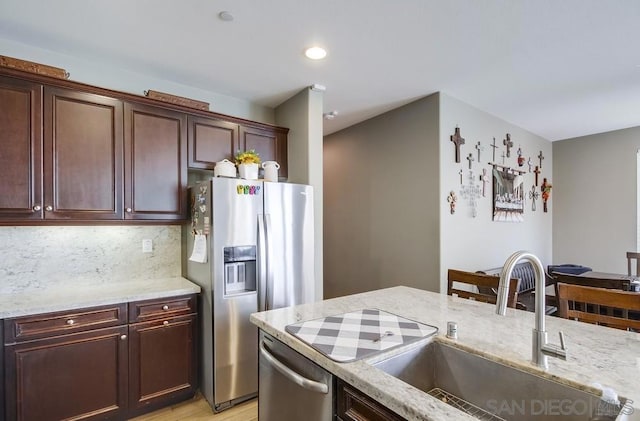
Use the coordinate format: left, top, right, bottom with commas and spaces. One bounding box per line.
0, 277, 201, 319
250, 285, 640, 421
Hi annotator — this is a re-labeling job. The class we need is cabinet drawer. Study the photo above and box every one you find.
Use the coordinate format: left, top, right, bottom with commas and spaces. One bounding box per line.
4, 303, 127, 344
337, 379, 405, 421
129, 294, 196, 323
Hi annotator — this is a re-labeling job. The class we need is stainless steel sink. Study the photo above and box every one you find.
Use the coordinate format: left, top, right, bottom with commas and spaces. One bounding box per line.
372, 341, 629, 421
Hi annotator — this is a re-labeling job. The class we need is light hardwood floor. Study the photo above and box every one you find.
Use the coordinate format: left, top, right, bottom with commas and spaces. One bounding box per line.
130, 395, 257, 421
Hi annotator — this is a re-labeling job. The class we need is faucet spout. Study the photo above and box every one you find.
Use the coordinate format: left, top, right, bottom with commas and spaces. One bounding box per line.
495, 250, 566, 370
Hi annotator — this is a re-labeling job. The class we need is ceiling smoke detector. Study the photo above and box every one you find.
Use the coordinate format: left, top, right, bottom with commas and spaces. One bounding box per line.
323, 111, 339, 120
218, 11, 234, 21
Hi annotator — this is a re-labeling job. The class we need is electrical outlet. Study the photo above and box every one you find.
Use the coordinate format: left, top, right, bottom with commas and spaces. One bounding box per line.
142, 239, 153, 253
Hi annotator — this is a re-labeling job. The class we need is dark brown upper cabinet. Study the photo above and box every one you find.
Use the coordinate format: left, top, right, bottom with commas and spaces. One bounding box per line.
239, 125, 288, 178
124, 102, 187, 221
0, 67, 288, 224
187, 115, 239, 170
0, 76, 42, 220
44, 86, 124, 220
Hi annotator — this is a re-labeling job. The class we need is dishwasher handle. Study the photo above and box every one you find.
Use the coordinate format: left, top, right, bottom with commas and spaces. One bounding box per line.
260, 341, 329, 394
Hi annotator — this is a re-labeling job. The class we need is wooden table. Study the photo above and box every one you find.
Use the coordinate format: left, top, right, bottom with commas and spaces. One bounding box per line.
578, 271, 640, 291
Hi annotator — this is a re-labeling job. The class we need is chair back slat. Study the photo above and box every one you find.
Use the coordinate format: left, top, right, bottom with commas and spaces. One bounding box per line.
447, 269, 520, 309
557, 283, 640, 331
627, 251, 640, 277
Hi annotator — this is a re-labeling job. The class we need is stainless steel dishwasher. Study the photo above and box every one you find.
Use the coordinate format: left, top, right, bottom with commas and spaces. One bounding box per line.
259, 331, 334, 420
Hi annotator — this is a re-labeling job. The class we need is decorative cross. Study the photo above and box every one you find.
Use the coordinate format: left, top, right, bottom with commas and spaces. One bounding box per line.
527, 157, 533, 173
450, 127, 465, 163
479, 168, 488, 197
538, 150, 545, 169
475, 141, 483, 162
490, 137, 498, 162
503, 133, 513, 157
459, 169, 463, 185
466, 153, 474, 169
541, 178, 552, 213
533, 165, 541, 186
460, 170, 482, 218
447, 191, 457, 214
501, 151, 506, 165
529, 184, 539, 211
517, 146, 525, 167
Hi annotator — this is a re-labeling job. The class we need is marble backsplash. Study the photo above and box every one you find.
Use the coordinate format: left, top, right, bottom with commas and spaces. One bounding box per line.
0, 226, 182, 294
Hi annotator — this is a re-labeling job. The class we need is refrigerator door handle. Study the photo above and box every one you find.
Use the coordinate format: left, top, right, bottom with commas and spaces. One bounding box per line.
264, 213, 274, 310
259, 341, 329, 394
257, 214, 267, 312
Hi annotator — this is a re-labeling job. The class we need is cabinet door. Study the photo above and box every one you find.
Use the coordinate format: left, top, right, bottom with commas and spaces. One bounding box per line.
239, 125, 288, 178
128, 314, 197, 416
4, 325, 128, 421
124, 103, 187, 220
0, 76, 42, 220
43, 87, 124, 220
187, 115, 238, 170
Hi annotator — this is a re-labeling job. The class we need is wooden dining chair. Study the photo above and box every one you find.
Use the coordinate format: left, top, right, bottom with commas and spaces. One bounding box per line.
627, 252, 640, 277
557, 283, 640, 331
447, 269, 521, 308
553, 272, 631, 317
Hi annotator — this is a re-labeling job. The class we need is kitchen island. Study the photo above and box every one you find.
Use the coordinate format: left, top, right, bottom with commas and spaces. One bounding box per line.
250, 285, 640, 421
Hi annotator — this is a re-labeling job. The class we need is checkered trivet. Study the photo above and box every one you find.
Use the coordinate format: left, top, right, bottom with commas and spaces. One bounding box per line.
285, 309, 438, 362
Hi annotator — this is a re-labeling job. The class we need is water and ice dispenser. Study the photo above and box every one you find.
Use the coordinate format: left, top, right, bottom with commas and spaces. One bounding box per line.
223, 246, 257, 295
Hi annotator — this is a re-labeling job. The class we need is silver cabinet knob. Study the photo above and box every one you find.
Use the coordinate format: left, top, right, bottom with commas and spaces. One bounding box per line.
45, 205, 53, 211
66, 319, 75, 325
163, 320, 169, 326
162, 305, 169, 311
33, 205, 41, 211
121, 334, 127, 340
125, 207, 132, 213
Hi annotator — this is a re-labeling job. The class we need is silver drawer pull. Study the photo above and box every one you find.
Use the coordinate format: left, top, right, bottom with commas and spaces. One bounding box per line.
163, 321, 169, 326
66, 319, 75, 325
45, 205, 53, 211
33, 205, 41, 211
121, 334, 127, 340
162, 305, 169, 311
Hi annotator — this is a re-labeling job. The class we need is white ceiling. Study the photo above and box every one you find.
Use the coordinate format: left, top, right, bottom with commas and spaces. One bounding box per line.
1, 0, 639, 141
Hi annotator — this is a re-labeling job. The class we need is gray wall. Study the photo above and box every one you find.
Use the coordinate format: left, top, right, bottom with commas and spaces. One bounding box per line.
323, 93, 441, 297
275, 87, 325, 300
553, 126, 640, 273
323, 92, 554, 298
439, 93, 553, 292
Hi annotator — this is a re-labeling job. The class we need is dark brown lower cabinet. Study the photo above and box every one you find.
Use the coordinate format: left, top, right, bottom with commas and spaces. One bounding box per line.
337, 379, 405, 421
3, 295, 198, 420
128, 314, 197, 417
5, 326, 128, 421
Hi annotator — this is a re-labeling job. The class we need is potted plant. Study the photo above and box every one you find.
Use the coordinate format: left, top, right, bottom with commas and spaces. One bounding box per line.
235, 149, 261, 180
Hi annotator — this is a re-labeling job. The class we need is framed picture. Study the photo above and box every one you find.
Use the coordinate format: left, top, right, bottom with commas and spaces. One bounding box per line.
492, 168, 524, 222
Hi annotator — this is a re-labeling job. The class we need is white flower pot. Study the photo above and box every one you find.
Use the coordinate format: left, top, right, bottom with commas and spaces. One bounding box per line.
238, 163, 259, 180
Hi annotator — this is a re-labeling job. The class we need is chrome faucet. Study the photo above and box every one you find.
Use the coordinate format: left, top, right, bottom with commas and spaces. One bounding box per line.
496, 251, 567, 370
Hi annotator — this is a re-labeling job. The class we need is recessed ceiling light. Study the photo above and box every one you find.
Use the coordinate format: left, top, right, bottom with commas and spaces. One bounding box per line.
305, 46, 327, 60
218, 11, 234, 21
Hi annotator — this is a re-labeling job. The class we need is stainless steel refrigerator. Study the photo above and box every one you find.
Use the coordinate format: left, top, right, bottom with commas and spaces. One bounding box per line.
184, 177, 315, 412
